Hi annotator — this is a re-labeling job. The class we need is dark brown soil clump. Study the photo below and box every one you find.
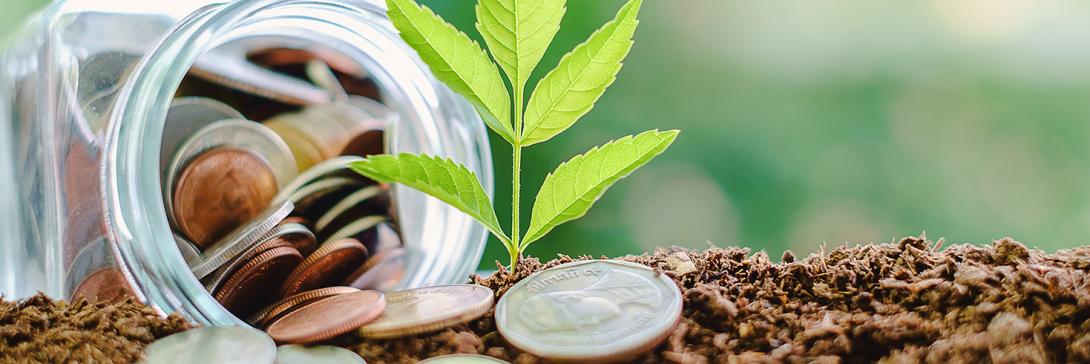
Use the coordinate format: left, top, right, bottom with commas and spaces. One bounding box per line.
344, 236, 1090, 363
0, 294, 190, 363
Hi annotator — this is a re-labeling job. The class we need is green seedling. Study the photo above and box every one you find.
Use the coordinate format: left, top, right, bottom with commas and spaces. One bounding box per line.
350, 0, 679, 272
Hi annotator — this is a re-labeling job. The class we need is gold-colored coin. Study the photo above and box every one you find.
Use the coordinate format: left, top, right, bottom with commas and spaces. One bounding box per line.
358, 285, 494, 339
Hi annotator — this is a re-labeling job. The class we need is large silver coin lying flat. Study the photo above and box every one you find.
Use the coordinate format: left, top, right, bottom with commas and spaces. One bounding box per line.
274, 344, 364, 364
139, 326, 275, 364
357, 284, 493, 339
495, 260, 682, 362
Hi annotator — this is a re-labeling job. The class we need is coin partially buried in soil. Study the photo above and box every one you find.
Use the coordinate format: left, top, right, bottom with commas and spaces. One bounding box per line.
357, 284, 493, 339
274, 344, 365, 364
495, 260, 683, 362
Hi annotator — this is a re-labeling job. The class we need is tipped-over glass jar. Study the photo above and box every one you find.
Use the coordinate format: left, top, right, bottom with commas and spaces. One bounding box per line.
0, 0, 492, 326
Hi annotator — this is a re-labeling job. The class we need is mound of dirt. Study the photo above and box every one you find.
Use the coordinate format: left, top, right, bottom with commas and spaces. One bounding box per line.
4, 236, 1087, 363
343, 236, 1090, 363
0, 294, 190, 363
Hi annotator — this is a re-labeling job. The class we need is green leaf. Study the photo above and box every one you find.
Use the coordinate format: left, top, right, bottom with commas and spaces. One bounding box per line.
522, 129, 678, 247
386, 0, 514, 143
475, 0, 566, 90
349, 154, 511, 247
521, 0, 642, 146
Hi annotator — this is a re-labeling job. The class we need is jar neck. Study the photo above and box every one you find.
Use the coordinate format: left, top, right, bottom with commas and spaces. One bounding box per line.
103, 0, 494, 324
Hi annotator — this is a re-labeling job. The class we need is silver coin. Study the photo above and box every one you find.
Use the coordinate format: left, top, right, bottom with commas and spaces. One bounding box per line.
495, 260, 683, 362
313, 185, 385, 233
348, 96, 394, 121
257, 222, 317, 256
418, 354, 509, 364
274, 345, 364, 364
160, 97, 245, 224
286, 176, 364, 209
357, 285, 493, 339
190, 201, 294, 279
274, 156, 365, 204
192, 44, 330, 106
321, 215, 386, 246
139, 326, 275, 364
173, 233, 203, 265
306, 60, 349, 102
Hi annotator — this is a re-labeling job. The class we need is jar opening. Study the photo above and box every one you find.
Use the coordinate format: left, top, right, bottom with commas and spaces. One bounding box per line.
104, 0, 492, 325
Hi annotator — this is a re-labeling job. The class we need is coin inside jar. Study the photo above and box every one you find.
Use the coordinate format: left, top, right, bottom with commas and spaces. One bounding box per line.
280, 238, 368, 297
357, 285, 494, 339
343, 248, 406, 291
214, 246, 303, 318
71, 268, 137, 304
266, 290, 386, 344
173, 147, 279, 248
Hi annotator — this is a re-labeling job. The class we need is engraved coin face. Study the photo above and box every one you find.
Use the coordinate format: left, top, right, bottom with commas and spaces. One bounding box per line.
495, 260, 683, 361
357, 284, 494, 339
274, 344, 365, 364
139, 326, 275, 364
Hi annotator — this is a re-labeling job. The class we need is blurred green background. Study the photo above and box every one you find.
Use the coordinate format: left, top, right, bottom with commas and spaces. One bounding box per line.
7, 0, 1090, 267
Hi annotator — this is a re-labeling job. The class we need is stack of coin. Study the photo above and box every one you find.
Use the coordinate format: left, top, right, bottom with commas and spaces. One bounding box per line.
161, 48, 408, 322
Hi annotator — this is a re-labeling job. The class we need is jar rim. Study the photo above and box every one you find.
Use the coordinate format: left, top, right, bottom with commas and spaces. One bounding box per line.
103, 0, 493, 325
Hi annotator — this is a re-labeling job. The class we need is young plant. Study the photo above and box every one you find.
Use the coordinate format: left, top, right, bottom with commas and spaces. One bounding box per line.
350, 0, 679, 271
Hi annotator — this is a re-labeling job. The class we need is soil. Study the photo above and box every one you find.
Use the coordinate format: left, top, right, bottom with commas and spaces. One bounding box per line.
3, 235, 1089, 363
343, 236, 1090, 363
0, 294, 190, 363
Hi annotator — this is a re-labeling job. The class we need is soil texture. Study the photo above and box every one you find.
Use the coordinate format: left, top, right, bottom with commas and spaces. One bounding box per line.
343, 236, 1090, 363
0, 294, 190, 363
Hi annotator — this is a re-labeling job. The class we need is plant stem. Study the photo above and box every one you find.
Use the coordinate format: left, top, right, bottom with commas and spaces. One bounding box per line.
510, 85, 524, 273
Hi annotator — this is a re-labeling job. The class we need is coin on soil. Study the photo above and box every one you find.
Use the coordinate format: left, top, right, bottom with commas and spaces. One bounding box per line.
214, 246, 303, 318
139, 326, 275, 364
279, 238, 368, 297
250, 286, 360, 328
495, 260, 683, 362
358, 284, 493, 339
418, 354, 509, 363
266, 290, 386, 344
274, 344, 364, 364
173, 147, 278, 247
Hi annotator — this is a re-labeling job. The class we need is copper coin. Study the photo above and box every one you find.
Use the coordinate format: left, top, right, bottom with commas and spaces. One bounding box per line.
266, 290, 386, 344
281, 216, 311, 229
280, 238, 368, 297
341, 130, 384, 157
343, 248, 406, 291
71, 268, 137, 304
214, 246, 302, 317
249, 286, 359, 328
203, 236, 294, 293
173, 147, 278, 248
261, 222, 318, 257
358, 285, 494, 339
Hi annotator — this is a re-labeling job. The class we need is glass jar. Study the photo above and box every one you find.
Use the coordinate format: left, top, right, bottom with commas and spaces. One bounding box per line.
0, 0, 493, 326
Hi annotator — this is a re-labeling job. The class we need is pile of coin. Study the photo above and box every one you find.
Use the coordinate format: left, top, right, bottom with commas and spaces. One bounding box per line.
162, 48, 408, 320
140, 284, 496, 363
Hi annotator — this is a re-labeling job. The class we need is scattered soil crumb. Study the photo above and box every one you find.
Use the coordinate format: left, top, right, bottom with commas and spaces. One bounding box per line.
344, 237, 1090, 363
0, 294, 190, 363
